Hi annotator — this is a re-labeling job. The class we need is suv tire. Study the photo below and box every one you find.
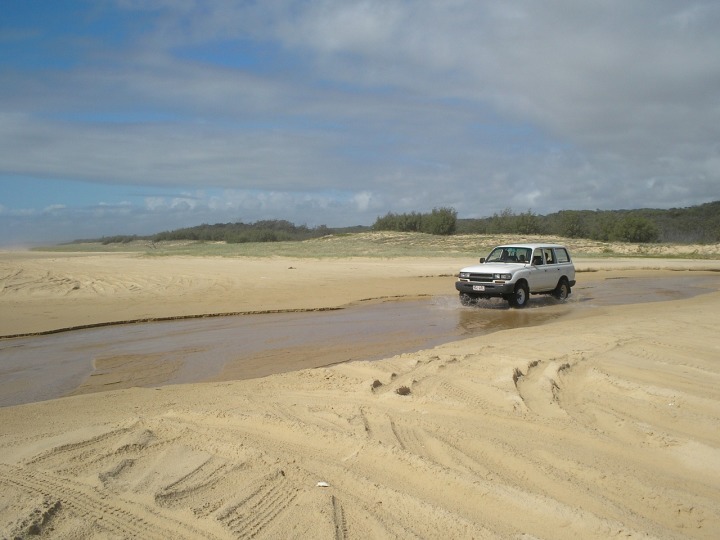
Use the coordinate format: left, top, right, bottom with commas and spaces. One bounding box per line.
553, 278, 570, 301
508, 281, 529, 308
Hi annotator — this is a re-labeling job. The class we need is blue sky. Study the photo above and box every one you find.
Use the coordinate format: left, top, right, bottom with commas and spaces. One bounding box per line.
1, 1, 719, 246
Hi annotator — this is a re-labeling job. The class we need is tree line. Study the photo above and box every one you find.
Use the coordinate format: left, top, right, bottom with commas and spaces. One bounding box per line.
75, 200, 719, 245
372, 207, 458, 235
81, 221, 356, 245
152, 220, 330, 243
455, 201, 720, 243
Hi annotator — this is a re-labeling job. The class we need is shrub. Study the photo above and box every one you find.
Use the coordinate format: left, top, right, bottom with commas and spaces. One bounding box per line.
422, 207, 457, 235
373, 207, 457, 235
613, 216, 659, 243
557, 210, 587, 238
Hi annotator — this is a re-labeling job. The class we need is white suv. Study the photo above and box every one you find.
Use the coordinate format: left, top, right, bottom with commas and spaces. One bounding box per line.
455, 243, 576, 308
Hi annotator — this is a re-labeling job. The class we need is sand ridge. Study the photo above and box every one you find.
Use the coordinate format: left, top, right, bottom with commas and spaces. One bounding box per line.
0, 251, 719, 538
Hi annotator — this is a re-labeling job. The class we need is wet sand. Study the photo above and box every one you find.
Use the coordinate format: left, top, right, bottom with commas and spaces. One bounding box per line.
1, 251, 719, 538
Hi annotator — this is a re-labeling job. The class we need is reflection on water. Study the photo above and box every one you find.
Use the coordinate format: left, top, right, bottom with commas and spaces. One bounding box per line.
455, 304, 568, 336
0, 274, 717, 407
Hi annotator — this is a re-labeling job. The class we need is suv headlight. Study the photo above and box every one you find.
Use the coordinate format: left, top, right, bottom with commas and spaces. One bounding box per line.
459, 272, 470, 278
494, 273, 512, 280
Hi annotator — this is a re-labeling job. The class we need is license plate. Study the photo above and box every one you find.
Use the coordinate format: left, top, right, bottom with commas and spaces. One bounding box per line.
472, 285, 485, 291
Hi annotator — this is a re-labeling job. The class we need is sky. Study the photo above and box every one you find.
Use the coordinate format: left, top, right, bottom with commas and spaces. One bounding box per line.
1, 1, 719, 246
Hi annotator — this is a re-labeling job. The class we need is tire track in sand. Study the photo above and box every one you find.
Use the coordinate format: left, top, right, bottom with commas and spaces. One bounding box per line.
216, 470, 298, 538
0, 463, 218, 540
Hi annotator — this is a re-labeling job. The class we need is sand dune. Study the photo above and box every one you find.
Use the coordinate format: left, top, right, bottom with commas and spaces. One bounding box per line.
0, 251, 719, 538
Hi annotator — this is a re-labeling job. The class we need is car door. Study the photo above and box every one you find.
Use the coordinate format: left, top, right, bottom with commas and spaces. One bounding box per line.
553, 247, 575, 283
540, 247, 562, 291
529, 247, 558, 291
527, 248, 551, 292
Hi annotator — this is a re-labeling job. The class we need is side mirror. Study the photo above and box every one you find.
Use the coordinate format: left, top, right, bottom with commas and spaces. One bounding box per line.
479, 257, 485, 263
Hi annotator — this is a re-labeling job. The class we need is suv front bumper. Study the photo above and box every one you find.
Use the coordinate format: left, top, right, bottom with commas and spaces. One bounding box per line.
455, 280, 514, 297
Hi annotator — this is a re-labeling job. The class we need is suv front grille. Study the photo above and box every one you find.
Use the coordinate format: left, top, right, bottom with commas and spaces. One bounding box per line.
464, 273, 493, 283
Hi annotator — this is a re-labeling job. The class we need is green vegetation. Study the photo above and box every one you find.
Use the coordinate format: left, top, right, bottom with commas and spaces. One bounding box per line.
51, 201, 719, 258
69, 221, 370, 246
154, 220, 326, 243
457, 201, 720, 244
373, 207, 458, 235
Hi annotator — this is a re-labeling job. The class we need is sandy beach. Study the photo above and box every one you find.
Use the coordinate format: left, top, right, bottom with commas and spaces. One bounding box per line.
1, 250, 719, 538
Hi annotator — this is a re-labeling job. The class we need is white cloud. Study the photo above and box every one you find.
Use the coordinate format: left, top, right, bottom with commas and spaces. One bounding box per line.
144, 197, 166, 211
1, 0, 718, 245
353, 191, 373, 212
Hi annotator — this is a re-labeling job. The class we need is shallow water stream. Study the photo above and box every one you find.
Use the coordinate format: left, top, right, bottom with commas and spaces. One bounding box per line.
1, 274, 716, 407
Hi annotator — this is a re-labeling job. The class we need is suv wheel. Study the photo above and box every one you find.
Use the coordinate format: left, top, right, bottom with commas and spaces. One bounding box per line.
553, 278, 570, 301
508, 282, 529, 308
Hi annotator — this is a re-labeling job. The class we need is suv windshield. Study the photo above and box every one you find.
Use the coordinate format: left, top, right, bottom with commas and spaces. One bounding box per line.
485, 247, 531, 264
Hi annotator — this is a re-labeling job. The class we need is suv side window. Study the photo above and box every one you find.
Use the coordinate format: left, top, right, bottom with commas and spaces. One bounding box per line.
532, 248, 544, 265
543, 248, 554, 265
555, 248, 570, 264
